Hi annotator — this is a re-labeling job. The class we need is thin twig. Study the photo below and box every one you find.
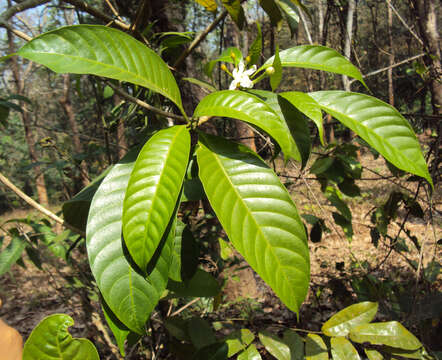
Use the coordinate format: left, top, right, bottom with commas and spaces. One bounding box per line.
0, 171, 85, 237
170, 298, 201, 317
174, 10, 228, 68
107, 82, 187, 123
386, 0, 423, 45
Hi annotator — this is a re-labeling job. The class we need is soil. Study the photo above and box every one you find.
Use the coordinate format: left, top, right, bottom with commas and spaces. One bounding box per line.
0, 150, 440, 359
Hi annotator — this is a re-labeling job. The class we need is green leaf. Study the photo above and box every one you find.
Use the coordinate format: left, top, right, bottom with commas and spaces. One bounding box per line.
322, 301, 378, 337
248, 23, 262, 65
167, 268, 220, 297
305, 334, 329, 360
259, 0, 283, 28
222, 0, 246, 29
195, 0, 218, 12
63, 166, 111, 232
384, 346, 431, 359
364, 349, 384, 360
248, 90, 311, 166
225, 329, 255, 357
86, 154, 174, 333
238, 344, 262, 360
309, 91, 432, 187
165, 317, 190, 341
270, 45, 283, 91
123, 125, 190, 272
324, 186, 351, 221
259, 330, 291, 360
349, 321, 422, 350
17, 25, 183, 113
330, 337, 360, 360
197, 133, 309, 314
283, 329, 304, 360
276, 0, 299, 38
193, 342, 229, 360
262, 45, 366, 87
23, 314, 99, 360
194, 90, 303, 162
0, 103, 9, 128
0, 236, 26, 276
280, 92, 324, 145
205, 47, 243, 78
188, 317, 217, 349
183, 77, 217, 93
102, 301, 130, 356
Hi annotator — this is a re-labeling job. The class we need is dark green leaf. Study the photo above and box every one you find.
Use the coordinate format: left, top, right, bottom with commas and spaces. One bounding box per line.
102, 301, 130, 356
0, 237, 26, 275
168, 268, 220, 297
188, 317, 217, 349
283, 329, 304, 360
222, 0, 246, 29
276, 0, 299, 37
259, 0, 283, 28
248, 23, 262, 65
193, 342, 229, 360
305, 334, 329, 360
259, 330, 291, 360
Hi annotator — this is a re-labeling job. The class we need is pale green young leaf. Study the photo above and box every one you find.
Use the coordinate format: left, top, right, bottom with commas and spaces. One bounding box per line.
261, 45, 366, 87
23, 314, 99, 360
197, 134, 309, 315
248, 22, 262, 65
309, 91, 432, 187
122, 126, 190, 272
330, 337, 360, 360
86, 151, 173, 333
322, 301, 378, 337
349, 321, 422, 350
270, 45, 283, 91
259, 330, 291, 360
238, 344, 262, 360
17, 25, 183, 112
225, 329, 255, 357
280, 91, 324, 145
195, 0, 217, 12
305, 334, 329, 360
364, 349, 384, 360
222, 0, 246, 29
194, 90, 302, 161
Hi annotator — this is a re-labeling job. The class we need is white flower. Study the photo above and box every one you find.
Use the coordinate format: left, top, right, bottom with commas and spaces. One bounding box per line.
229, 60, 257, 90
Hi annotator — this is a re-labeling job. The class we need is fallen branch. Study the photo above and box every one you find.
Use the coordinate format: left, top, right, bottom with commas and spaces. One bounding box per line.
0, 171, 85, 237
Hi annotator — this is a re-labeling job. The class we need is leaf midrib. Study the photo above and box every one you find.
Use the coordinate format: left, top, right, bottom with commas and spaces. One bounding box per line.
203, 144, 297, 310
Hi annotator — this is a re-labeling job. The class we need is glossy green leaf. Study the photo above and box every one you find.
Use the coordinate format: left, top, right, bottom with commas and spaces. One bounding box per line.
123, 125, 190, 272
259, 0, 283, 28
248, 23, 262, 65
86, 154, 173, 333
249, 90, 311, 167
188, 317, 216, 349
167, 268, 220, 297
197, 133, 309, 314
225, 329, 254, 357
322, 301, 378, 337
238, 344, 262, 360
169, 219, 185, 282
262, 45, 366, 86
276, 0, 299, 38
270, 45, 283, 91
305, 334, 329, 360
364, 349, 384, 360
349, 321, 422, 350
194, 90, 302, 161
23, 314, 99, 360
280, 92, 324, 145
384, 346, 431, 359
330, 337, 360, 360
222, 0, 246, 29
283, 329, 304, 360
0, 236, 26, 276
17, 25, 183, 112
195, 0, 217, 12
102, 301, 130, 356
62, 167, 111, 232
309, 91, 432, 186
259, 331, 291, 360
183, 77, 217, 93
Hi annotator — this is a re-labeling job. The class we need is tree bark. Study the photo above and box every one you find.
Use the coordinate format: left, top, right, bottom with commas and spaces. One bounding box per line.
410, 0, 441, 117
59, 74, 90, 188
7, 26, 48, 206
342, 0, 356, 91
387, 1, 394, 106
113, 93, 128, 160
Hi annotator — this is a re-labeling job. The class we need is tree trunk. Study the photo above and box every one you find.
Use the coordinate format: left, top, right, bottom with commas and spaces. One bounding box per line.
387, 2, 394, 106
410, 0, 441, 117
113, 93, 128, 160
342, 0, 356, 91
7, 27, 48, 206
59, 74, 90, 188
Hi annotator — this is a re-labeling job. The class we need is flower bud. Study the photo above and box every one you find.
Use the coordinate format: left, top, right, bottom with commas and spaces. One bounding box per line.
220, 64, 228, 72
230, 52, 236, 60
265, 66, 275, 75
245, 55, 251, 63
